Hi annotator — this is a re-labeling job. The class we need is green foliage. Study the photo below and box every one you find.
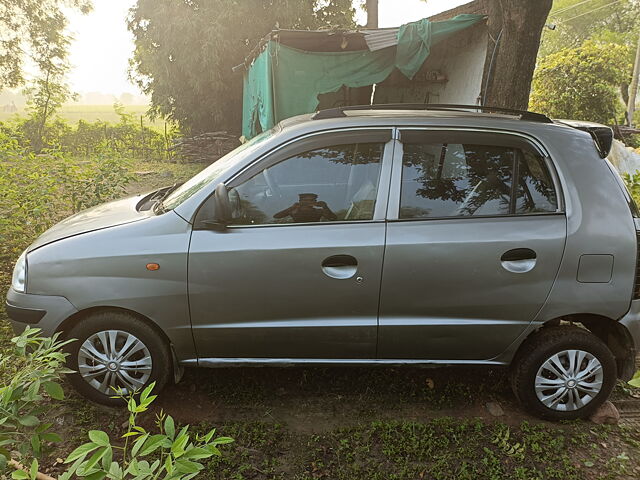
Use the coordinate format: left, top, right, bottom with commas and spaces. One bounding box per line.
622, 170, 640, 207
0, 104, 172, 158
0, 133, 136, 264
11, 458, 39, 480
540, 0, 640, 57
61, 382, 233, 480
0, 328, 72, 471
128, 0, 357, 134
0, 0, 91, 89
630, 370, 640, 388
530, 40, 632, 123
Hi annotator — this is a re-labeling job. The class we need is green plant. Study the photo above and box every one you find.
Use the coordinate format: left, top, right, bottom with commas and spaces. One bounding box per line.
530, 40, 632, 124
622, 171, 640, 208
61, 382, 233, 480
0, 328, 72, 473
630, 370, 640, 388
0, 137, 137, 265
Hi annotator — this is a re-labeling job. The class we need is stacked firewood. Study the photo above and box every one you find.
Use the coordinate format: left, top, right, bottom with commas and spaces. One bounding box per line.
170, 131, 240, 162
614, 125, 640, 140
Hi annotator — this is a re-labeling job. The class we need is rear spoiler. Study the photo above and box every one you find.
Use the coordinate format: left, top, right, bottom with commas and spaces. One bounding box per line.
554, 120, 613, 158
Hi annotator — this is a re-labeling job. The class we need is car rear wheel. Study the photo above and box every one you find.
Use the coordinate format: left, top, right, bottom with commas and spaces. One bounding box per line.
64, 311, 171, 406
510, 325, 616, 420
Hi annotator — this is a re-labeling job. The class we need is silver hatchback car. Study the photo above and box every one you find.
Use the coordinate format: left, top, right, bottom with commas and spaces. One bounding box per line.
6, 105, 640, 420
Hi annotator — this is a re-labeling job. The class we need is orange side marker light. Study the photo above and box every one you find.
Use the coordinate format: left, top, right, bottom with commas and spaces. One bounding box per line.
146, 263, 160, 271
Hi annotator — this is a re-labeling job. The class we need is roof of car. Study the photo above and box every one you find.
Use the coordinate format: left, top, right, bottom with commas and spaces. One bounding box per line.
275, 105, 614, 158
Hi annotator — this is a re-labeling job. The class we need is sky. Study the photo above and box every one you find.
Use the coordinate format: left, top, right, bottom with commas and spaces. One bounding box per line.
64, 0, 471, 100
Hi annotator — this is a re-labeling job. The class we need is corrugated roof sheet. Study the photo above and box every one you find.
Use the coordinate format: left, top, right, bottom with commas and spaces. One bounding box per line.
363, 28, 399, 51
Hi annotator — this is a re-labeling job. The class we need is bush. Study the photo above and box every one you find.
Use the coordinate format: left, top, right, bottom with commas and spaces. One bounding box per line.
622, 171, 640, 207
0, 132, 136, 267
61, 382, 233, 480
0, 105, 175, 160
530, 40, 632, 124
0, 328, 72, 474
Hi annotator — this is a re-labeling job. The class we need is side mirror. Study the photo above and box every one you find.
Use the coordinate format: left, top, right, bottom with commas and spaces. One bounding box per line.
213, 182, 231, 221
196, 183, 231, 232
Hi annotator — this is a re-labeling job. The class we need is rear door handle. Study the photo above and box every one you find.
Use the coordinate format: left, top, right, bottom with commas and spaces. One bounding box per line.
322, 255, 358, 279
501, 248, 537, 273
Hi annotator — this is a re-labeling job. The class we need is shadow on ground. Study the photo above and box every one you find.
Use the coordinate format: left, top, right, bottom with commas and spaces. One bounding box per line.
158, 365, 517, 431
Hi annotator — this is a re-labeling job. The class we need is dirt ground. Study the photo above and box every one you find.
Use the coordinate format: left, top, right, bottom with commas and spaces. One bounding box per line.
39, 363, 640, 480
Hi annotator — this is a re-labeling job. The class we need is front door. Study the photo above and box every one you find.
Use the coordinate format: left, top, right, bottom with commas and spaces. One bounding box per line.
378, 129, 567, 360
188, 130, 393, 360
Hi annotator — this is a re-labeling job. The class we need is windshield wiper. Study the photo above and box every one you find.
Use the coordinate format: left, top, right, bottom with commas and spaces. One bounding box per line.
152, 183, 181, 214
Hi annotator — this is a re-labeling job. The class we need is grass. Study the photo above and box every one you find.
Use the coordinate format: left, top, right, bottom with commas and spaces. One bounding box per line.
2, 153, 640, 479
30, 375, 640, 479
0, 104, 167, 130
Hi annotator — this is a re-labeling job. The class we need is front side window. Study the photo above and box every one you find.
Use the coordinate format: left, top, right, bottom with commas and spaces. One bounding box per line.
399, 137, 558, 219
227, 142, 384, 226
160, 128, 277, 211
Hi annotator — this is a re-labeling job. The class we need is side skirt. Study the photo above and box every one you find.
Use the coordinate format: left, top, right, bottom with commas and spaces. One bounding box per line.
180, 358, 509, 368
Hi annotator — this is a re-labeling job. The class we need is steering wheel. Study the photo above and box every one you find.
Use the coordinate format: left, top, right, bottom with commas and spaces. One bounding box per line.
263, 168, 283, 198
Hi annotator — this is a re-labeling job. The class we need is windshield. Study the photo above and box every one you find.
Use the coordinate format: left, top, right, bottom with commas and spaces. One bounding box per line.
159, 128, 277, 211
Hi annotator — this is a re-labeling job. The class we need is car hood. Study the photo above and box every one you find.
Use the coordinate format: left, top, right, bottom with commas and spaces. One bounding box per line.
28, 194, 153, 252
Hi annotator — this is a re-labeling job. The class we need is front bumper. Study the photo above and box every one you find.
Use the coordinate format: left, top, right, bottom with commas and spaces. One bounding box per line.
5, 288, 78, 337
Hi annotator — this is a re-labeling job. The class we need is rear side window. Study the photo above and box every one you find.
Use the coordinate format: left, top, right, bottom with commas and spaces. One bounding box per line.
399, 135, 558, 219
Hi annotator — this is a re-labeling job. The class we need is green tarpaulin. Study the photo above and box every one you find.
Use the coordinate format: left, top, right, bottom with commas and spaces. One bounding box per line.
242, 14, 484, 139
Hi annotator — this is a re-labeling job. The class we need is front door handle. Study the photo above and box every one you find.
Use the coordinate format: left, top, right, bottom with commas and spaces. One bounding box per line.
322, 255, 358, 279
501, 248, 537, 273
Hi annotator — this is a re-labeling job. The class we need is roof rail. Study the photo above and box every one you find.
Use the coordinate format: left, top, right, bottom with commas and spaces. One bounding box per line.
312, 103, 553, 123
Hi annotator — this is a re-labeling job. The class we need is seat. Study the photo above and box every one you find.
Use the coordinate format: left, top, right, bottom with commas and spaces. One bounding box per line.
344, 180, 377, 220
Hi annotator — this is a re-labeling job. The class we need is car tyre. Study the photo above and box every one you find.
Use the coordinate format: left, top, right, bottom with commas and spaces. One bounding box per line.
510, 325, 616, 420
64, 311, 171, 406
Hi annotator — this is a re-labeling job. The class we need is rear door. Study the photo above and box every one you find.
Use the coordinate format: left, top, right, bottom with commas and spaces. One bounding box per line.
378, 129, 567, 360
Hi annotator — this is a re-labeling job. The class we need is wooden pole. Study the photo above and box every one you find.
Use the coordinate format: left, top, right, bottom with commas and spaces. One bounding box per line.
9, 459, 56, 480
627, 34, 640, 127
366, 0, 378, 29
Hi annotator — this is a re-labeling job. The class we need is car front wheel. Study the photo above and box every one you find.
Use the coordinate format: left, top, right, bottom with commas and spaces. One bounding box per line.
64, 311, 171, 406
510, 325, 616, 420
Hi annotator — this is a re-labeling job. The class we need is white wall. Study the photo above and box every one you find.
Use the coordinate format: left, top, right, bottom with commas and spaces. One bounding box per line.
423, 25, 488, 105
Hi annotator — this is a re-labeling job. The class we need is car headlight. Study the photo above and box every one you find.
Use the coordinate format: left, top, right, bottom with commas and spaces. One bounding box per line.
11, 251, 27, 293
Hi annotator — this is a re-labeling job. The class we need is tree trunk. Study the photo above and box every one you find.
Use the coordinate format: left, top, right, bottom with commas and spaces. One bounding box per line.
481, 0, 552, 110
627, 34, 640, 126
366, 0, 378, 29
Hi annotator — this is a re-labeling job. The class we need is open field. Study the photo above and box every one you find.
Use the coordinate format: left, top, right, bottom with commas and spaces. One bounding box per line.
0, 104, 167, 130
1, 156, 640, 479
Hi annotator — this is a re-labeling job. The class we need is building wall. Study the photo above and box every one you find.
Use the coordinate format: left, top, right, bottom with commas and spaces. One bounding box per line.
421, 24, 488, 105
373, 23, 487, 106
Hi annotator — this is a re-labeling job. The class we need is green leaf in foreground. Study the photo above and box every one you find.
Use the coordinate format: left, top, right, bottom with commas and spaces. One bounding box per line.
43, 381, 64, 400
